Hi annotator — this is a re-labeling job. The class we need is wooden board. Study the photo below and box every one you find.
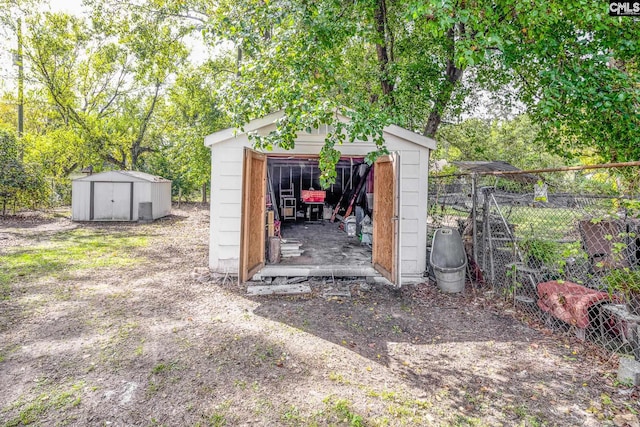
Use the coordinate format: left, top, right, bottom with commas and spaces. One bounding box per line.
246, 284, 312, 296
239, 148, 267, 283
267, 211, 275, 237
372, 154, 399, 285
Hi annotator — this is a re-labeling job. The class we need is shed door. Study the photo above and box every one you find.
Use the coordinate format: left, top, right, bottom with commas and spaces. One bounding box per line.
239, 148, 267, 283
94, 182, 132, 221
373, 153, 400, 285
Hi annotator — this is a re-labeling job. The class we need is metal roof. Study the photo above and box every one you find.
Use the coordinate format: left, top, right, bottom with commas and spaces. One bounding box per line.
74, 170, 171, 183
452, 161, 540, 184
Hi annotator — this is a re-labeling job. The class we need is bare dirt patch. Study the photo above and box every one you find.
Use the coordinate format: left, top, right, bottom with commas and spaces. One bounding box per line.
0, 204, 638, 426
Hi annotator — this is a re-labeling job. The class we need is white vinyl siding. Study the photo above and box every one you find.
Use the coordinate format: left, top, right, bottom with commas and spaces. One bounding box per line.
207, 126, 432, 283
209, 145, 245, 272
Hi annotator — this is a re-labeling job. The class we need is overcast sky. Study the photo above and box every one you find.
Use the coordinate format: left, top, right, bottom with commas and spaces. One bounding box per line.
49, 0, 85, 14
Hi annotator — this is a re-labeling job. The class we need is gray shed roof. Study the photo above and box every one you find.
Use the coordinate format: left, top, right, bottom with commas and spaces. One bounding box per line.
74, 170, 171, 183
205, 110, 437, 150
453, 161, 540, 184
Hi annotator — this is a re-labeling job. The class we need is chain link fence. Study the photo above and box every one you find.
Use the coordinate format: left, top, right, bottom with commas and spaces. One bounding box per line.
428, 164, 640, 360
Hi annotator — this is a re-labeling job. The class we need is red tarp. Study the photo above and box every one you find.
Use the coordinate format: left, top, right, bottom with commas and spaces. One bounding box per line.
537, 281, 619, 328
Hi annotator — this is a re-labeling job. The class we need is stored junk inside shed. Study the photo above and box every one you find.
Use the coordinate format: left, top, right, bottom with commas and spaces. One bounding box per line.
265, 156, 373, 267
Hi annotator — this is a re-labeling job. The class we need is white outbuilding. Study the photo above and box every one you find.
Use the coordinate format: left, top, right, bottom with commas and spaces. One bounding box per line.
72, 171, 172, 221
204, 111, 437, 287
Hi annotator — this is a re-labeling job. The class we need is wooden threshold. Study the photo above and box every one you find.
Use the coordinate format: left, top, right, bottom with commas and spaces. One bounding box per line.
255, 264, 381, 280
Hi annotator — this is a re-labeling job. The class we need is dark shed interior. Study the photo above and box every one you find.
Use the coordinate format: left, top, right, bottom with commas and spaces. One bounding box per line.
266, 156, 374, 266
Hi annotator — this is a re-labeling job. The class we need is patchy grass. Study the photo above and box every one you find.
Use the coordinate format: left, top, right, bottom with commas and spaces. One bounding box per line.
151, 361, 178, 375
280, 404, 304, 424
328, 371, 350, 385
323, 397, 365, 426
1, 207, 635, 426
0, 229, 148, 298
198, 401, 231, 427
505, 206, 584, 240
98, 322, 142, 368
146, 361, 182, 398
0, 345, 21, 364
364, 388, 434, 425
276, 396, 367, 426
2, 381, 84, 427
451, 414, 487, 426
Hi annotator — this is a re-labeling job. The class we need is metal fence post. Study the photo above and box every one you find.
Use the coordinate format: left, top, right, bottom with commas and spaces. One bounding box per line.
472, 173, 478, 267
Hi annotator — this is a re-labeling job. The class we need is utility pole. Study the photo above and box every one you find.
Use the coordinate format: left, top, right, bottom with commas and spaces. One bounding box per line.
16, 17, 24, 141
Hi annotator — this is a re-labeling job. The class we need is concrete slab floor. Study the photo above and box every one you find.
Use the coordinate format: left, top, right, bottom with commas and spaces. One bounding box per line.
278, 220, 371, 266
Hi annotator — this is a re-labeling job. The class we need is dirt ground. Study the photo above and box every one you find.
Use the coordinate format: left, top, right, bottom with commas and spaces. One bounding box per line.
1, 204, 638, 426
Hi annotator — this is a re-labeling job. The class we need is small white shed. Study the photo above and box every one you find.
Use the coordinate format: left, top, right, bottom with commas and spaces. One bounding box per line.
204, 111, 437, 286
72, 171, 172, 221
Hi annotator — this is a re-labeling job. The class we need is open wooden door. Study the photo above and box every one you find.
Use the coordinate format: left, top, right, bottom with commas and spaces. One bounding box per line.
239, 148, 267, 283
372, 153, 400, 285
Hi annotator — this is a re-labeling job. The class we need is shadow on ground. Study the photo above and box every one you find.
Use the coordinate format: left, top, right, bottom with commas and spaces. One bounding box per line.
248, 281, 623, 425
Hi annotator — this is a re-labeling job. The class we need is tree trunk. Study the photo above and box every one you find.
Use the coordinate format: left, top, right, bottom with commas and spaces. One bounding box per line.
202, 183, 207, 203
374, 0, 395, 105
423, 27, 465, 138
131, 82, 161, 168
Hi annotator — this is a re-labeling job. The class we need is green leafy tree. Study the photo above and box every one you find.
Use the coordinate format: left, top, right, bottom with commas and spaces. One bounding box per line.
436, 115, 567, 171
23, 9, 189, 171
164, 0, 638, 183
0, 126, 48, 213
146, 61, 232, 198
0, 127, 24, 213
196, 0, 394, 186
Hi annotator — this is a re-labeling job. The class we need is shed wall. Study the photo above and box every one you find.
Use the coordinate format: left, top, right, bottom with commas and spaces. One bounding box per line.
209, 132, 430, 283
210, 143, 245, 273
132, 182, 172, 220
72, 177, 171, 222
132, 182, 150, 220
151, 182, 172, 219
71, 181, 91, 221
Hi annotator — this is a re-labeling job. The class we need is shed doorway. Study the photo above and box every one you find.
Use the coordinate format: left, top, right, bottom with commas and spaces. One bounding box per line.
92, 182, 132, 221
238, 148, 399, 284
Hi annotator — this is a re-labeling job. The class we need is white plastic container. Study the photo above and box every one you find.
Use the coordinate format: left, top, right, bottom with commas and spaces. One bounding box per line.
344, 216, 357, 237
430, 228, 467, 293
